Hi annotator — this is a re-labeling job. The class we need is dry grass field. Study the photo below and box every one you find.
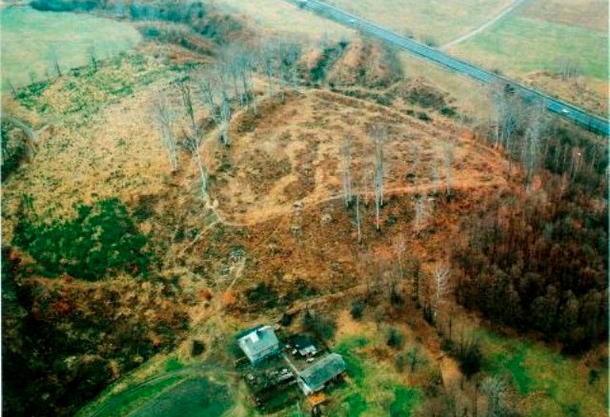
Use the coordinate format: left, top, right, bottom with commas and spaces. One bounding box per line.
210, 89, 505, 226
448, 0, 608, 114
324, 0, 518, 45
520, 0, 608, 33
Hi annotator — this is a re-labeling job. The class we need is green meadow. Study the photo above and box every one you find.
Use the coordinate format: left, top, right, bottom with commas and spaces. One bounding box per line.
1, 6, 141, 90
477, 330, 608, 417
450, 15, 608, 81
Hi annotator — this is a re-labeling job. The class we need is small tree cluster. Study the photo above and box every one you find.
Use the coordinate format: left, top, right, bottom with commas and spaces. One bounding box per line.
302, 308, 337, 341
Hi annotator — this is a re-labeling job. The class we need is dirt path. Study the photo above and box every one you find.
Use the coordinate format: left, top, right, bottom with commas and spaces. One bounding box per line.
440, 0, 530, 50
213, 177, 507, 228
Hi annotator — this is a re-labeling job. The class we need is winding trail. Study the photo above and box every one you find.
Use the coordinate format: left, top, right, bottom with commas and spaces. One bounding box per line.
440, 0, 530, 50
1, 114, 36, 141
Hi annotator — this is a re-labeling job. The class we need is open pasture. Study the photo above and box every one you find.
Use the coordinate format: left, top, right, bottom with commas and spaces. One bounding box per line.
0, 6, 141, 90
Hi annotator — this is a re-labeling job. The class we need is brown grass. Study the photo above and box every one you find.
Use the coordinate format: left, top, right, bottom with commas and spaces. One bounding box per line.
520, 0, 608, 33
209, 89, 507, 226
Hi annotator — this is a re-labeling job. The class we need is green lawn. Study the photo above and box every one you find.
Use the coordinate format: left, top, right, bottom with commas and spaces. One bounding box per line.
325, 336, 422, 417
1, 6, 141, 90
477, 330, 608, 417
449, 15, 608, 81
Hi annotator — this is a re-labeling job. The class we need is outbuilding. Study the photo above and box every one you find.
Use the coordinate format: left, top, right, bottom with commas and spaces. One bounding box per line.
298, 353, 346, 395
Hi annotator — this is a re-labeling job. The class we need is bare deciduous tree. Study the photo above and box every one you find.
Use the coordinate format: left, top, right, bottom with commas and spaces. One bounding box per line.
556, 57, 581, 82
221, 45, 255, 109
354, 193, 362, 244
261, 43, 277, 97
521, 103, 548, 188
178, 78, 208, 200
413, 195, 426, 235
444, 139, 453, 198
370, 124, 386, 231
342, 133, 353, 208
491, 84, 521, 155
481, 376, 510, 417
219, 90, 231, 146
151, 92, 179, 172
433, 264, 450, 321
198, 67, 232, 146
392, 235, 406, 280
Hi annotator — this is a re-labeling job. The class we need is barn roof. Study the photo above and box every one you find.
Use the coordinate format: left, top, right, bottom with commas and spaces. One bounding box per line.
299, 353, 346, 392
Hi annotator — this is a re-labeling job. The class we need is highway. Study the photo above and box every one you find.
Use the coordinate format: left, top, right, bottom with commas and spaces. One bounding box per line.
284, 0, 609, 136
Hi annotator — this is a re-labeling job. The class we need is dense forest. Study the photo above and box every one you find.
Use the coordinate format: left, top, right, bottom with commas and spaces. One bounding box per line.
454, 123, 608, 353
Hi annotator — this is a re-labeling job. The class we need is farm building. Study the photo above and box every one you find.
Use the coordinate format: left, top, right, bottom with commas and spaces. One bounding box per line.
238, 325, 280, 364
297, 353, 346, 395
288, 334, 318, 358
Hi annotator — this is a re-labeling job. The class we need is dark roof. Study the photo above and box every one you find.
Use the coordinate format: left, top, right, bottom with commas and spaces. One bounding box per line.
291, 334, 316, 350
238, 325, 279, 362
299, 353, 346, 391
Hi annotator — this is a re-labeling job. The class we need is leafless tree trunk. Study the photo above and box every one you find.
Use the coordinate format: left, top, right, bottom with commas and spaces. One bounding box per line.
491, 85, 521, 154
221, 45, 255, 109
342, 133, 353, 208
354, 193, 362, 244
444, 139, 453, 198
393, 236, 406, 280
413, 195, 426, 235
521, 103, 547, 188
219, 90, 231, 146
198, 71, 219, 119
151, 92, 179, 172
556, 57, 581, 82
261, 43, 277, 97
481, 376, 509, 417
431, 161, 440, 195
198, 68, 232, 147
433, 264, 450, 321
178, 78, 208, 200
370, 124, 386, 231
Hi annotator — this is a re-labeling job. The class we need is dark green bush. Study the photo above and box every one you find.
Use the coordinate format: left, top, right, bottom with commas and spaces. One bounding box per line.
350, 299, 365, 320
455, 339, 482, 379
302, 308, 337, 341
386, 327, 405, 349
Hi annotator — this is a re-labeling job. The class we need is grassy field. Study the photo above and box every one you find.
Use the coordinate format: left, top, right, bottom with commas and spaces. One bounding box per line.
449, 15, 608, 81
477, 329, 609, 417
0, 6, 141, 90
519, 0, 608, 33
214, 0, 351, 39
325, 0, 517, 44
328, 336, 422, 417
